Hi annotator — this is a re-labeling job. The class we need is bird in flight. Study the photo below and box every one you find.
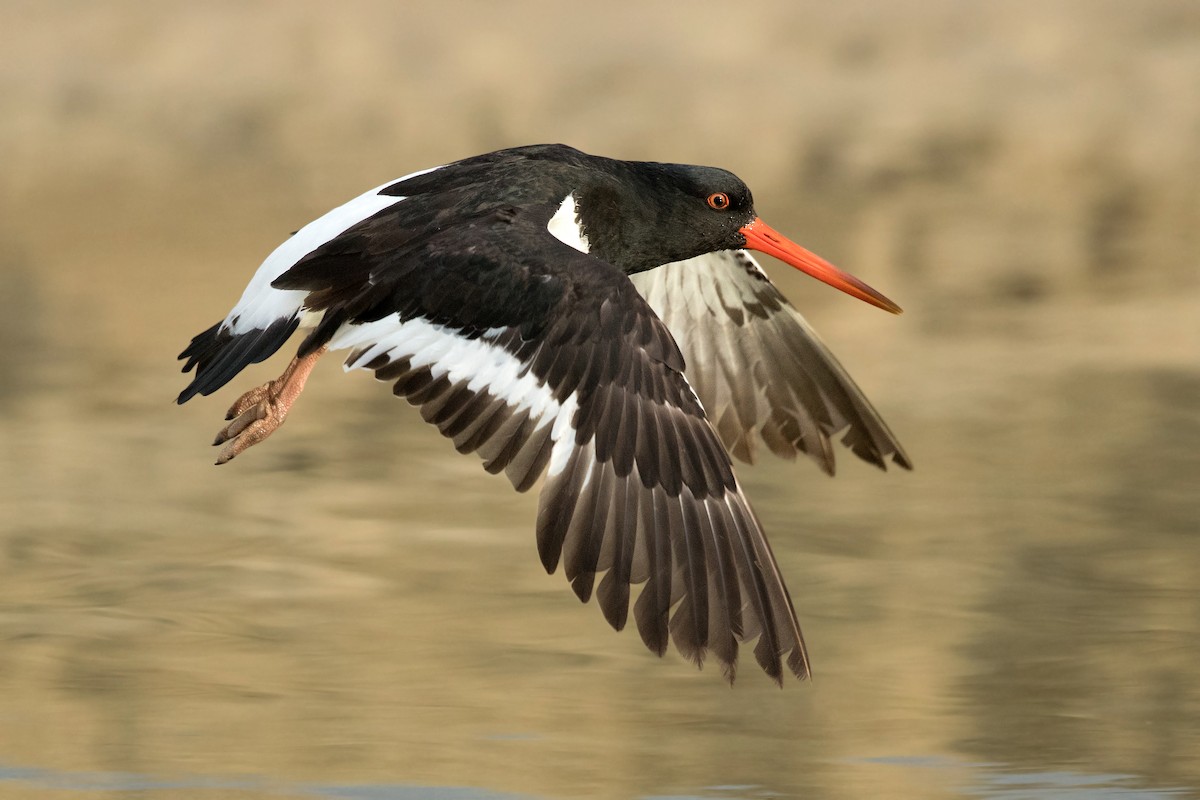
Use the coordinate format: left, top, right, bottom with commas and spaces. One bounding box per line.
178, 144, 910, 683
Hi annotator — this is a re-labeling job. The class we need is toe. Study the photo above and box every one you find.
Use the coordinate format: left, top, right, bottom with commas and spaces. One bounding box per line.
225, 385, 270, 421
213, 404, 266, 445
214, 416, 277, 465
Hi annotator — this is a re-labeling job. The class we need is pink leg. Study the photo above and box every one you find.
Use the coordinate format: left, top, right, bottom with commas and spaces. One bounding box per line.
212, 346, 327, 465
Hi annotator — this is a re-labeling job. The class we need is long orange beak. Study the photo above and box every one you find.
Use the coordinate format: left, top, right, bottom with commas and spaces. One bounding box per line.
740, 218, 902, 314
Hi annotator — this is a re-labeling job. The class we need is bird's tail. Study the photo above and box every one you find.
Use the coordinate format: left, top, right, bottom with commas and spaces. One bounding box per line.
176, 315, 300, 404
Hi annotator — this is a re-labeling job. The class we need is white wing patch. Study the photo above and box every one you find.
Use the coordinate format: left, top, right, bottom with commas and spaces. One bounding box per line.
223, 165, 444, 335
546, 193, 590, 254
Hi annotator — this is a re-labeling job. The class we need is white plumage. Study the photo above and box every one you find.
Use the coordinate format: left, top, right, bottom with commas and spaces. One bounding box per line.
222, 166, 443, 335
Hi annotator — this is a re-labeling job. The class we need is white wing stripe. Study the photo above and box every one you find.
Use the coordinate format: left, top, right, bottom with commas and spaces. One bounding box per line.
330, 314, 581, 475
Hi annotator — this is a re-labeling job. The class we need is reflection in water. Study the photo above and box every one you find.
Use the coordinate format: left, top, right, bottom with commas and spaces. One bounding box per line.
955, 368, 1200, 787
1, 758, 1194, 799
1, 282, 1197, 799
0, 761, 533, 799
967, 770, 1194, 800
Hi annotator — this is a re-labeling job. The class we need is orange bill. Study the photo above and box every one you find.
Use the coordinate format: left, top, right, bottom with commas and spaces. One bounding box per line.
740, 218, 902, 314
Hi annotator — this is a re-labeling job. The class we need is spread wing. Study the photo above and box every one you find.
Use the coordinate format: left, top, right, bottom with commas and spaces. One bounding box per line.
630, 250, 911, 474
273, 207, 810, 683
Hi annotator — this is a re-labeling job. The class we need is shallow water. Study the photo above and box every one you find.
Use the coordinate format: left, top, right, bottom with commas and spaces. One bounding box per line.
1, 261, 1197, 799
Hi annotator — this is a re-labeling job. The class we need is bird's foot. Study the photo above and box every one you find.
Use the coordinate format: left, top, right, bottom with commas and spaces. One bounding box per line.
213, 381, 291, 464
211, 346, 326, 465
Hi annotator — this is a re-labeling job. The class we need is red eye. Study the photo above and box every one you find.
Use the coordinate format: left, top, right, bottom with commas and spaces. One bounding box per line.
707, 192, 730, 210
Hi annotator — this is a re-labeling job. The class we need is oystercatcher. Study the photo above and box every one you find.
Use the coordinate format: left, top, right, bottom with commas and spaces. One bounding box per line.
177, 144, 909, 683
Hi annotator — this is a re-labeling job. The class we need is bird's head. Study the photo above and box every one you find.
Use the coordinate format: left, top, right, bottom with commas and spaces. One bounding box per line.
574, 160, 902, 314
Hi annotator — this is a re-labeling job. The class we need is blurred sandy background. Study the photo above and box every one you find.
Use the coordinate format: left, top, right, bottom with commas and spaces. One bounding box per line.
0, 2, 1198, 799
4, 1, 1197, 334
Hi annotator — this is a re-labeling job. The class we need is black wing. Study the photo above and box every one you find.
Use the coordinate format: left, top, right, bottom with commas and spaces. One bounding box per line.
274, 205, 810, 682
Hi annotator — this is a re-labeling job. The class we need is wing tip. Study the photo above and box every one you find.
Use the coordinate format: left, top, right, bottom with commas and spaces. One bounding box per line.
891, 447, 915, 471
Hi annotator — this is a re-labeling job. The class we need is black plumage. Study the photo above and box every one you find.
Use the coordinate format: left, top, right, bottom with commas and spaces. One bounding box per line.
177, 315, 299, 403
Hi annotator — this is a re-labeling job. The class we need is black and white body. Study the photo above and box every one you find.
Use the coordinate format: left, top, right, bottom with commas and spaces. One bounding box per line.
178, 144, 910, 683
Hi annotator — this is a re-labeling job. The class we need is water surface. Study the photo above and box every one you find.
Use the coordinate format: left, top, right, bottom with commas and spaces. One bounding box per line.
1, 278, 1196, 799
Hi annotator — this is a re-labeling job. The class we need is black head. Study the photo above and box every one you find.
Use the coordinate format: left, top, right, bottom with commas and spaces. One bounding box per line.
563, 153, 902, 313
574, 160, 759, 274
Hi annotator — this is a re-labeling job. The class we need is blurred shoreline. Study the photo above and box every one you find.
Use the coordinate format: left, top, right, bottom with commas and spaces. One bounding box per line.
3, 2, 1197, 347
